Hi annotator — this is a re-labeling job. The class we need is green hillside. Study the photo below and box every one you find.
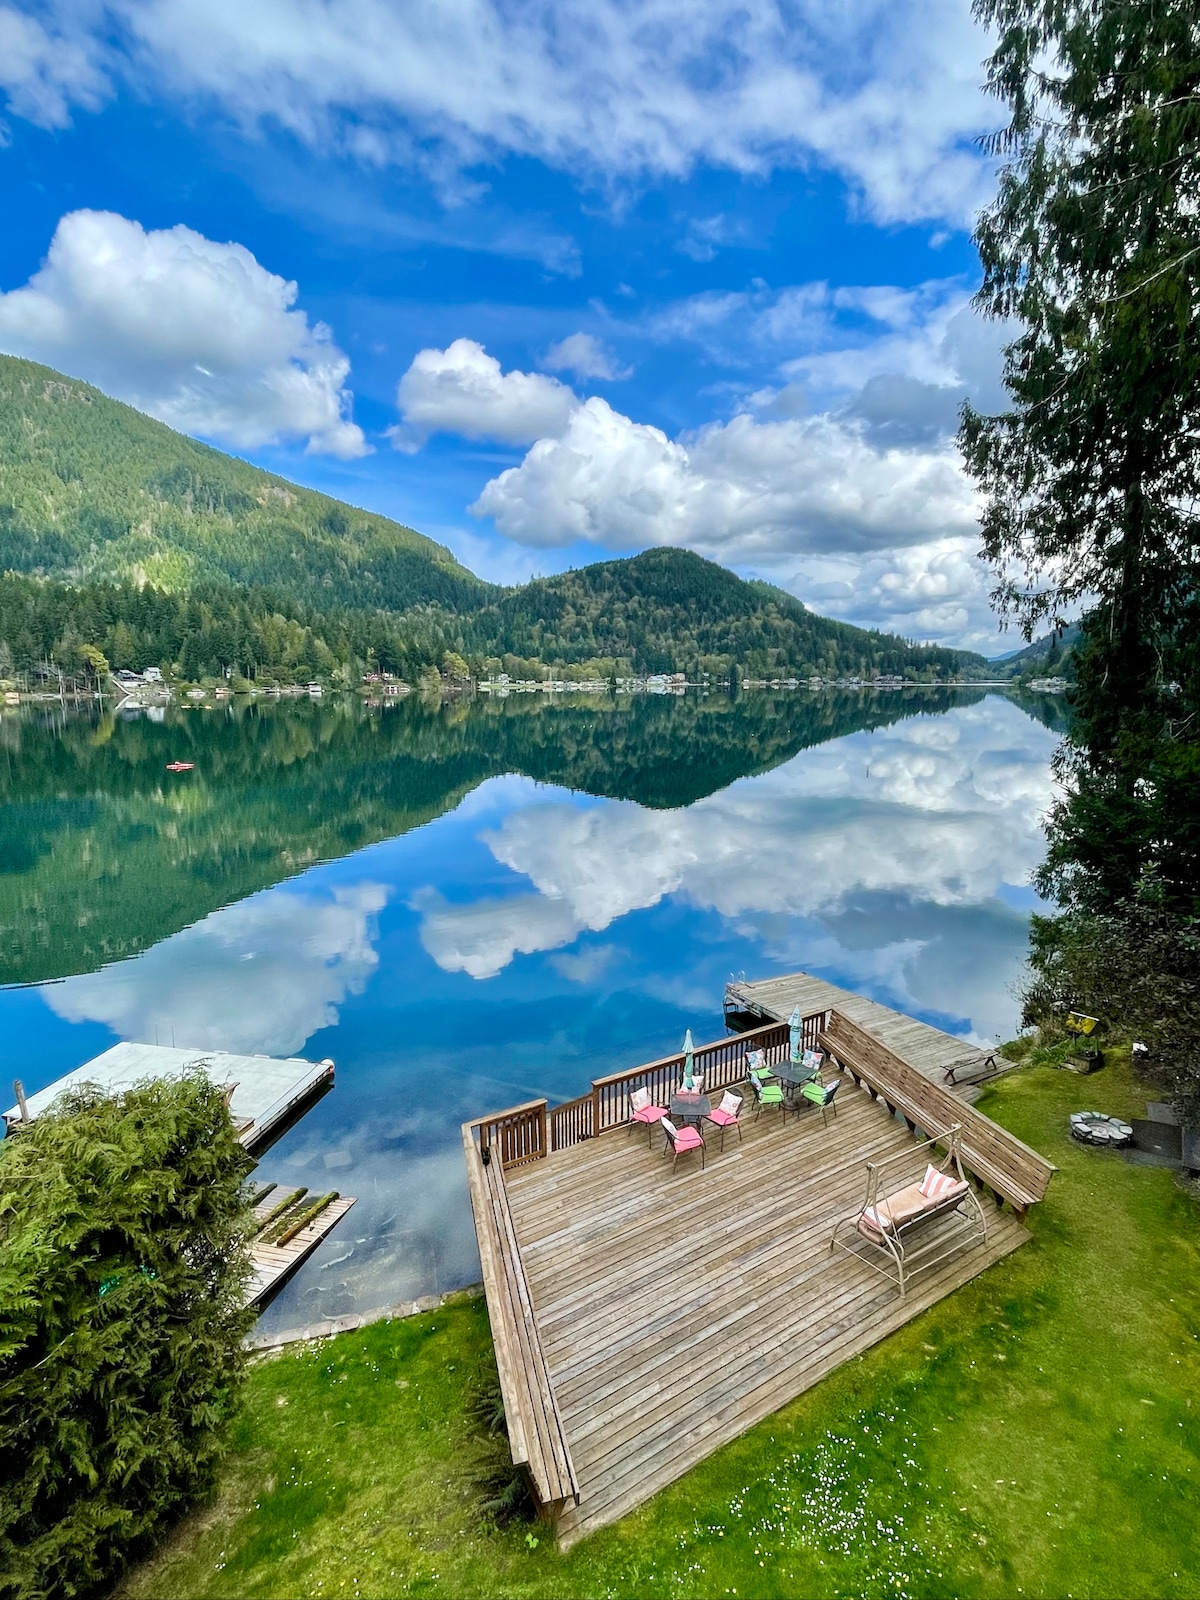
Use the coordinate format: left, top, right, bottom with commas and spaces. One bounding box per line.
462, 547, 992, 681
996, 623, 1080, 680
0, 354, 991, 682
0, 354, 485, 612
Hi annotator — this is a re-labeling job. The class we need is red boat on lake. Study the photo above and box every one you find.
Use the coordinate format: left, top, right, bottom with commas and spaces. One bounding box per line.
165, 761, 195, 772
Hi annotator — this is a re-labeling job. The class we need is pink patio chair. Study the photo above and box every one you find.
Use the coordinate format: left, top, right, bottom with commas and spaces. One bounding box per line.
704, 1090, 743, 1152
675, 1072, 704, 1097
661, 1115, 705, 1171
628, 1086, 667, 1146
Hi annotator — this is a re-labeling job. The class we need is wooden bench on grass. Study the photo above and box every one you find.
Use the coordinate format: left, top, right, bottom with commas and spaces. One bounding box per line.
461, 1122, 579, 1518
819, 1010, 1056, 1221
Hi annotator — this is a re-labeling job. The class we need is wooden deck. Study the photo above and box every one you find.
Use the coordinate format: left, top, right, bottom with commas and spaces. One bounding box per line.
246, 1185, 357, 1306
502, 1079, 1029, 1547
4, 1042, 334, 1150
726, 970, 999, 1087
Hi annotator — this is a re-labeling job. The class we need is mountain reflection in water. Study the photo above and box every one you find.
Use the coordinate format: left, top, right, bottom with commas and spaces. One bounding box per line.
0, 689, 1062, 1327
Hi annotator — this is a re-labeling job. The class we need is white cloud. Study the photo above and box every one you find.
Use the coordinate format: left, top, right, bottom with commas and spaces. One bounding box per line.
48, 882, 389, 1057
471, 395, 977, 561
3, 0, 1001, 227
792, 537, 995, 646
541, 332, 630, 382
0, 6, 108, 127
460, 280, 1016, 647
414, 698, 1058, 986
675, 214, 739, 262
0, 210, 367, 457
411, 885, 580, 980
391, 338, 578, 451
647, 277, 1005, 410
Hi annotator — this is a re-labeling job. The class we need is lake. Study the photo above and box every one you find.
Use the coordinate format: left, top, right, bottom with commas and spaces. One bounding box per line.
0, 688, 1064, 1329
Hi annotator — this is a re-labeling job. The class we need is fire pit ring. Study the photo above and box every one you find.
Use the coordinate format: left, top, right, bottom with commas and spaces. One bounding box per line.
1070, 1111, 1133, 1148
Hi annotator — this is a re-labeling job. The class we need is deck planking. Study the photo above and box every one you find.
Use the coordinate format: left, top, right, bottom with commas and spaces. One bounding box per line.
726, 970, 999, 1087
4, 1042, 334, 1149
246, 1188, 357, 1306
504, 1081, 1028, 1547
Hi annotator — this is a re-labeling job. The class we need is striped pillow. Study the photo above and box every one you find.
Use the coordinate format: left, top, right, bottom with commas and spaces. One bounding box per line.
919, 1164, 959, 1200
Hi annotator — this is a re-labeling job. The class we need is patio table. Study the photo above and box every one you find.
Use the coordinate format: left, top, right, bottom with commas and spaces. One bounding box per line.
773, 1061, 819, 1093
669, 1092, 711, 1126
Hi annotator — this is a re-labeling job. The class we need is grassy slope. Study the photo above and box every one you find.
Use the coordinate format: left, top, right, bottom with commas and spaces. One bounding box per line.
0, 355, 483, 612
121, 1054, 1200, 1600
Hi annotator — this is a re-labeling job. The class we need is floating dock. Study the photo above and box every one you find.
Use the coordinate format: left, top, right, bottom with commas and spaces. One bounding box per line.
4, 1042, 334, 1149
724, 969, 1000, 1088
246, 1183, 357, 1306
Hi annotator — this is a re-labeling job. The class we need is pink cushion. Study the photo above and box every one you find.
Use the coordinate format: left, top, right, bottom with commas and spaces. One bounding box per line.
707, 1108, 737, 1126
633, 1104, 666, 1123
673, 1127, 704, 1150
919, 1164, 960, 1200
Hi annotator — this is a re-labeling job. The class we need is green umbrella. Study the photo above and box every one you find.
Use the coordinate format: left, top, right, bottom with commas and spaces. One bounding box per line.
789, 1006, 802, 1063
683, 1029, 695, 1089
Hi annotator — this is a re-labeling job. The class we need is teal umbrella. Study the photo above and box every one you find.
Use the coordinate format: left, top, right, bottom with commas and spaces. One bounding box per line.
789, 1005, 802, 1063
683, 1029, 695, 1089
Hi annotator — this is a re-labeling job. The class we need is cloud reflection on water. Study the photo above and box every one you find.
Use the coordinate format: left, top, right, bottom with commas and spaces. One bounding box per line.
25, 693, 1060, 1327
413, 699, 1058, 1020
47, 882, 390, 1057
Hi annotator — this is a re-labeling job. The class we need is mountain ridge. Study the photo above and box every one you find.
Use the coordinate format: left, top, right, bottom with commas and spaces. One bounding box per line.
0, 353, 487, 612
0, 352, 990, 681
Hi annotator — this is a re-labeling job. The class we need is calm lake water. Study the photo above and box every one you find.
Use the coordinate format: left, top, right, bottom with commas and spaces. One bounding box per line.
0, 688, 1064, 1328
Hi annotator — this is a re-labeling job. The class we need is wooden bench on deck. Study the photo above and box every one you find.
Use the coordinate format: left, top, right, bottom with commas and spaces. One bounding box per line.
819, 1010, 1055, 1220
461, 1119, 579, 1516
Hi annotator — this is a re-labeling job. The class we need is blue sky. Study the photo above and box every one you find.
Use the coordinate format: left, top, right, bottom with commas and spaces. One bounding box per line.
0, 1, 1016, 647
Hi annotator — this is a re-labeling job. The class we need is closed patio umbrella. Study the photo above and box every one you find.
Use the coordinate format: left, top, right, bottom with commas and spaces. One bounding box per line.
683, 1029, 695, 1089
789, 1005, 802, 1062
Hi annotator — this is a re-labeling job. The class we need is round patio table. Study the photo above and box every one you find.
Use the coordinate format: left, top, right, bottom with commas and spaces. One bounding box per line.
773, 1062, 818, 1092
669, 1092, 711, 1126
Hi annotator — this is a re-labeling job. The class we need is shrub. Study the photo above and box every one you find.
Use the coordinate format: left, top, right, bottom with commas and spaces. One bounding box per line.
0, 1074, 255, 1598
1023, 902, 1200, 1118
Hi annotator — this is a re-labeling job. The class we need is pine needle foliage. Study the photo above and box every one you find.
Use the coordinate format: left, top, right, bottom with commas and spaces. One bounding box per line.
962, 0, 1200, 1101
0, 1073, 255, 1599
961, 0, 1200, 921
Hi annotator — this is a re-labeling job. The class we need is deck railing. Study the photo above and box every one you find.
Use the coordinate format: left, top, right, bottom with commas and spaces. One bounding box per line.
470, 1098, 548, 1169
467, 1011, 828, 1169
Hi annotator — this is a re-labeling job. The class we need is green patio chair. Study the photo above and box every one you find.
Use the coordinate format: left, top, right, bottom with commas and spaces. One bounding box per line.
748, 1069, 786, 1121
797, 1076, 840, 1129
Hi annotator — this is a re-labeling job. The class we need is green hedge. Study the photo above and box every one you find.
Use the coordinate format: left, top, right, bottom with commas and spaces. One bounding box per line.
0, 1074, 255, 1598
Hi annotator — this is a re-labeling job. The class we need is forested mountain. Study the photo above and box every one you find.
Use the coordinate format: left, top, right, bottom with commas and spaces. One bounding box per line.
459, 548, 990, 680
995, 624, 1080, 680
0, 353, 992, 683
0, 354, 485, 612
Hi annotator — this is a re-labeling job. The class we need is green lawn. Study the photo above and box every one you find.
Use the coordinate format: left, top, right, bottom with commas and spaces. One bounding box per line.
120, 1055, 1200, 1600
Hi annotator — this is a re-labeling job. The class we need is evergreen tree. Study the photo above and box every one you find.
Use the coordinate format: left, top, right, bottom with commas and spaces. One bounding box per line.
961, 0, 1200, 920
0, 1076, 254, 1598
